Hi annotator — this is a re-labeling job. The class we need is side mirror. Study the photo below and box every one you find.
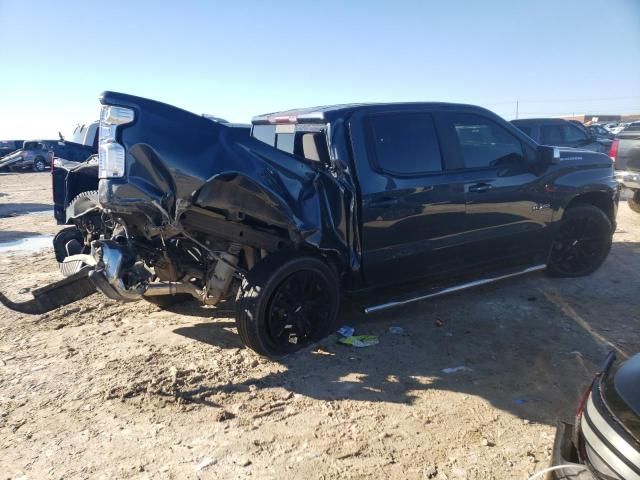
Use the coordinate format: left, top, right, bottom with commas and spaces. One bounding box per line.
538, 145, 561, 166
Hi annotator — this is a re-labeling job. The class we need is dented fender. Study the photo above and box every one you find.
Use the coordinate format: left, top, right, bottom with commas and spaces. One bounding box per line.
97, 92, 360, 282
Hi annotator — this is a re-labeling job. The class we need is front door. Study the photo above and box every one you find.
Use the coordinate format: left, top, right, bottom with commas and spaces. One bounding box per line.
349, 108, 468, 287
440, 111, 553, 269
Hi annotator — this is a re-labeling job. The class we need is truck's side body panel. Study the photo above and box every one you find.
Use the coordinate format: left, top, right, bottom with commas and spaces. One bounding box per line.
94, 93, 619, 291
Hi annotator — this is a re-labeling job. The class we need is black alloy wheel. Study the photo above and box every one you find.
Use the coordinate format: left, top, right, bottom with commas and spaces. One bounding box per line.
546, 205, 613, 277
236, 251, 340, 356
266, 270, 333, 353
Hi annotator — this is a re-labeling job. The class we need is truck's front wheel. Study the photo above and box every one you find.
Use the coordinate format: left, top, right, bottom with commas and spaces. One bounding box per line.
235, 251, 340, 356
546, 205, 612, 277
628, 191, 640, 214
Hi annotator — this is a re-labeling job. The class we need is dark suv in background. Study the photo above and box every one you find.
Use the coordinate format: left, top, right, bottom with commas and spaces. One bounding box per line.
0, 140, 25, 158
511, 118, 609, 153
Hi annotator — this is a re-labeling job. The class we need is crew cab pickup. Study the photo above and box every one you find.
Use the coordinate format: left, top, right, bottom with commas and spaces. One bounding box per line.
0, 92, 619, 356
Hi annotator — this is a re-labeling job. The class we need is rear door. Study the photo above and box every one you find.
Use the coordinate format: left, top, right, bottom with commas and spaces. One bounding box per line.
349, 107, 468, 287
440, 111, 553, 269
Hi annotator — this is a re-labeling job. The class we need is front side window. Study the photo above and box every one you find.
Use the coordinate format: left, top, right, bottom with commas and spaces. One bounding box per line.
368, 112, 443, 175
450, 113, 524, 169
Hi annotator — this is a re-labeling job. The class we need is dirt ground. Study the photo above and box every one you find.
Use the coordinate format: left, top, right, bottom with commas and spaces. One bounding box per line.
0, 172, 638, 480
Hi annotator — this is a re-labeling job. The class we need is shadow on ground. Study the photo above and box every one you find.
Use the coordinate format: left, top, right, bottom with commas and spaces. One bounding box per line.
0, 203, 53, 218
170, 241, 640, 426
0, 230, 49, 242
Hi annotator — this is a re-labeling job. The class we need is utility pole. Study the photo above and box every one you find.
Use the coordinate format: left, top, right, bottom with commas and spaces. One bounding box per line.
515, 100, 519, 119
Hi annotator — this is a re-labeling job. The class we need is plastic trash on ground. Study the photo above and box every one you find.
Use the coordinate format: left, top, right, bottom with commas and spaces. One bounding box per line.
337, 335, 379, 348
337, 325, 355, 337
441, 366, 472, 374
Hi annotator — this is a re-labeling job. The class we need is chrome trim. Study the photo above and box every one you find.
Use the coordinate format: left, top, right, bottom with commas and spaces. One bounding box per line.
364, 264, 547, 314
585, 395, 640, 468
581, 413, 640, 480
102, 244, 124, 285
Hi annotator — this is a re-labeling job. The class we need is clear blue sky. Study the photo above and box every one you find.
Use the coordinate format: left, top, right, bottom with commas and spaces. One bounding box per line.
1, 0, 639, 139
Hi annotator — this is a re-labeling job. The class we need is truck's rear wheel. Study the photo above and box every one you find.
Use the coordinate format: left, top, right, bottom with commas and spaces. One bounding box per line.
546, 205, 612, 277
628, 191, 640, 214
235, 251, 340, 356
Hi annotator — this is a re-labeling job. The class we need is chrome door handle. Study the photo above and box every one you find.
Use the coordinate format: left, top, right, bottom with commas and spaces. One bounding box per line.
467, 183, 492, 193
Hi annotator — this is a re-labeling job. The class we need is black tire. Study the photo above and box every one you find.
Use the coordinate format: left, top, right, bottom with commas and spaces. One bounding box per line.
53, 226, 85, 263
33, 157, 46, 172
144, 294, 192, 309
235, 251, 340, 356
628, 191, 640, 214
546, 205, 613, 277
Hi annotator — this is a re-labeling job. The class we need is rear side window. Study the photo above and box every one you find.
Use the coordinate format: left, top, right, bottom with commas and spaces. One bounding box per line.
449, 113, 524, 169
252, 125, 276, 146
367, 112, 442, 175
252, 123, 330, 163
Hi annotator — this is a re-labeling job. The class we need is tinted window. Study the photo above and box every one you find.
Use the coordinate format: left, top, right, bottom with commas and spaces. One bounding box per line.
450, 113, 524, 169
540, 124, 588, 146
368, 112, 442, 175
516, 125, 533, 138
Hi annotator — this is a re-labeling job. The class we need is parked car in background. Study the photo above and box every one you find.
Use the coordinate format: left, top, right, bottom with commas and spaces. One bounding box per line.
570, 120, 613, 151
0, 140, 25, 158
550, 352, 640, 480
609, 123, 629, 135
0, 139, 96, 172
587, 124, 615, 140
511, 118, 608, 153
611, 121, 640, 213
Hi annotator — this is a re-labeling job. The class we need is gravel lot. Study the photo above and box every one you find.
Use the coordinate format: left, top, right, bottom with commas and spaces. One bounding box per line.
1, 172, 639, 480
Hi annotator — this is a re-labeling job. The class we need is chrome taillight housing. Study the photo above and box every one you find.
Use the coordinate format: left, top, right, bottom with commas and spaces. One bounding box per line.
98, 105, 135, 178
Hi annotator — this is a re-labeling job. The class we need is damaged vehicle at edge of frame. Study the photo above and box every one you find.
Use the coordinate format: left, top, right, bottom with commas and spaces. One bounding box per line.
0, 92, 620, 356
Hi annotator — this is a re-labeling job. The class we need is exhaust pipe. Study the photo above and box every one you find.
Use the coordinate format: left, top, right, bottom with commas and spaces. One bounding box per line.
92, 241, 203, 302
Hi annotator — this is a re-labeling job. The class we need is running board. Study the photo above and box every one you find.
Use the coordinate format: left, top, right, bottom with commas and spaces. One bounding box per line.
363, 264, 547, 315
0, 266, 96, 315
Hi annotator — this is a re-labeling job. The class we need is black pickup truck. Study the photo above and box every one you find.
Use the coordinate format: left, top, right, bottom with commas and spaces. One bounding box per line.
0, 92, 619, 356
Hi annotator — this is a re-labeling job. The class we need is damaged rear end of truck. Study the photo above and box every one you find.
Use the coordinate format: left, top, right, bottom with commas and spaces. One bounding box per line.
1, 92, 359, 355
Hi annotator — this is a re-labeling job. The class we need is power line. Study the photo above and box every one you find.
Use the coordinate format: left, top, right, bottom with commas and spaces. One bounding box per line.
483, 96, 640, 106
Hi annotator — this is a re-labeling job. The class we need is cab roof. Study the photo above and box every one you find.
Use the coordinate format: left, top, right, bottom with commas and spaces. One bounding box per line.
252, 102, 491, 125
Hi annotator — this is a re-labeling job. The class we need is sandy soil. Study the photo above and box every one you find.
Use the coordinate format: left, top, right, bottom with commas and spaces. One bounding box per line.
1, 172, 639, 480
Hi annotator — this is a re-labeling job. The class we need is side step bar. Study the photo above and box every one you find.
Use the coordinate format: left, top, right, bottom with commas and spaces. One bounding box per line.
0, 266, 96, 315
363, 264, 546, 315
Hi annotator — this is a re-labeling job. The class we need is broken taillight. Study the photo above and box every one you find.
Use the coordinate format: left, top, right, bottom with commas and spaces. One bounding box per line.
98, 105, 135, 179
